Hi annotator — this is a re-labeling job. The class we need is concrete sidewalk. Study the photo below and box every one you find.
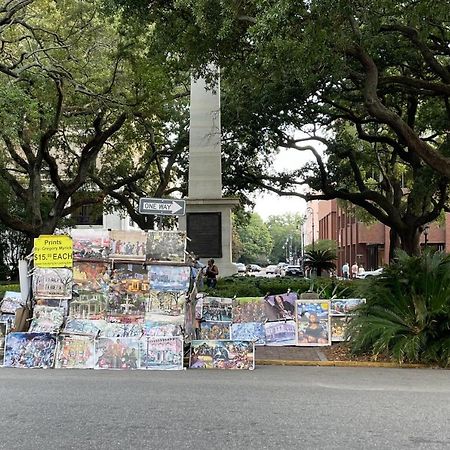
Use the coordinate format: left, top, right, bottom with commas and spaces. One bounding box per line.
255, 346, 326, 362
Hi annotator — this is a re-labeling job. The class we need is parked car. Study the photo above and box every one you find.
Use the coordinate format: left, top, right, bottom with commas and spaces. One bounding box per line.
246, 264, 262, 272
356, 268, 383, 279
265, 265, 278, 274
285, 265, 304, 277
233, 263, 247, 273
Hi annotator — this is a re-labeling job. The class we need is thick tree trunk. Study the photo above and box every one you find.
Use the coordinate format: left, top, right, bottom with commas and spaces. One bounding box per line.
389, 228, 401, 262
399, 227, 421, 256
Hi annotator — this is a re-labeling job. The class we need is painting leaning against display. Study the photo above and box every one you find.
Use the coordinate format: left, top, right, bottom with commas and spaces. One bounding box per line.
139, 336, 184, 370
146, 230, 186, 263
55, 335, 95, 369
32, 268, 73, 299
296, 300, 331, 346
264, 320, 297, 346
230, 322, 266, 345
148, 265, 191, 292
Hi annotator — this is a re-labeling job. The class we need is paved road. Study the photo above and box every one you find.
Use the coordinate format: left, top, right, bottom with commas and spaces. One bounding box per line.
0, 366, 449, 449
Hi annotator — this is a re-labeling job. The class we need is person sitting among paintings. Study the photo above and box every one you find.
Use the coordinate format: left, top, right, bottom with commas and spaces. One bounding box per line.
205, 259, 219, 288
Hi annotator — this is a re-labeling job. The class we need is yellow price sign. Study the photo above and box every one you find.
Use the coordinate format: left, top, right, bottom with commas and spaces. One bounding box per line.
34, 235, 73, 268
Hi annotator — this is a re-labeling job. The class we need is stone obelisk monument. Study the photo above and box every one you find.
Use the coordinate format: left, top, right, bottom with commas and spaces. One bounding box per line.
179, 69, 238, 276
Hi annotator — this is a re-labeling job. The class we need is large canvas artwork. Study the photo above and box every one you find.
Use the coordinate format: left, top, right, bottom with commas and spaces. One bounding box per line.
264, 320, 297, 346
189, 340, 255, 370
198, 321, 230, 340
94, 337, 140, 369
71, 229, 110, 260
230, 322, 266, 345
201, 297, 233, 322
232, 297, 268, 323
109, 230, 147, 261
296, 300, 331, 346
146, 231, 186, 263
0, 291, 23, 314
63, 318, 107, 336
55, 335, 95, 369
28, 306, 65, 333
4, 333, 57, 368
330, 299, 366, 316
148, 265, 191, 292
139, 336, 184, 370
264, 292, 297, 321
32, 268, 73, 299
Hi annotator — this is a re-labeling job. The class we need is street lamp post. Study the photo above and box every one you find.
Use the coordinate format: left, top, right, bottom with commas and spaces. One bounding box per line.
423, 224, 429, 249
306, 206, 315, 251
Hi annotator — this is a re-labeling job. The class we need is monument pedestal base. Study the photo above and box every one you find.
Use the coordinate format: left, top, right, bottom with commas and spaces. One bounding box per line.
179, 198, 239, 278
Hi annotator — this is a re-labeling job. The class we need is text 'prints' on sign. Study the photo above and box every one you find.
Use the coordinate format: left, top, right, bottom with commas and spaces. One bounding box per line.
138, 198, 186, 216
34, 235, 73, 268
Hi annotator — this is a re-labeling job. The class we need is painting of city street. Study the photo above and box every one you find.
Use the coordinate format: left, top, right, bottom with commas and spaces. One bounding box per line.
148, 265, 191, 292
32, 268, 73, 299
4, 333, 57, 369
201, 297, 233, 322
264, 320, 297, 346
55, 335, 95, 369
189, 340, 255, 370
296, 301, 331, 346
198, 321, 230, 340
28, 306, 65, 333
232, 297, 268, 323
264, 292, 297, 321
71, 229, 110, 260
146, 231, 186, 263
139, 336, 183, 370
109, 230, 147, 260
230, 322, 266, 345
146, 291, 185, 317
94, 337, 140, 370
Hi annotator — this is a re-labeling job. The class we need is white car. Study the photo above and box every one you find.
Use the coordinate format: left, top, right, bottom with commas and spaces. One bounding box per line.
265, 265, 278, 274
233, 263, 247, 273
357, 268, 383, 279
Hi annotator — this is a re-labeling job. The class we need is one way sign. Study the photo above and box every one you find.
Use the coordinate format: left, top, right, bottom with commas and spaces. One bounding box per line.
138, 198, 186, 216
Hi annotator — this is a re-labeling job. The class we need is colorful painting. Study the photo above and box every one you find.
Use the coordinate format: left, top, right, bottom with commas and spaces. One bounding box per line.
73, 261, 110, 293
143, 319, 183, 337
32, 268, 73, 299
331, 316, 351, 342
55, 335, 95, 369
264, 320, 297, 346
109, 230, 147, 260
1, 291, 23, 314
35, 298, 69, 315
100, 321, 143, 338
108, 263, 148, 318
94, 337, 140, 369
264, 292, 297, 321
296, 300, 331, 346
4, 332, 57, 368
230, 322, 266, 345
139, 336, 184, 370
146, 291, 185, 317
199, 321, 230, 340
146, 230, 186, 263
71, 229, 110, 260
189, 340, 255, 370
232, 297, 268, 323
29, 306, 65, 333
195, 295, 203, 320
201, 297, 233, 322
148, 265, 191, 292
330, 298, 366, 316
69, 292, 107, 319
0, 321, 9, 357
63, 318, 107, 336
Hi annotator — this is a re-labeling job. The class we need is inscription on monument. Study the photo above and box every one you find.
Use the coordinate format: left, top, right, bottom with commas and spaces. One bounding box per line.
186, 213, 222, 258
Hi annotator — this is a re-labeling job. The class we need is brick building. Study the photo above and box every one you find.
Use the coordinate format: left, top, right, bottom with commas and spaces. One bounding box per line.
304, 199, 450, 274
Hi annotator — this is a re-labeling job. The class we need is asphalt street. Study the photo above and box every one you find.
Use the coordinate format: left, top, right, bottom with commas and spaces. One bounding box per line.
0, 366, 449, 450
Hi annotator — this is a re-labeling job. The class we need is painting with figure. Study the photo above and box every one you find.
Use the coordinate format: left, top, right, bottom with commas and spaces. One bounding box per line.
32, 268, 73, 299
71, 229, 110, 260
1, 291, 23, 314
330, 299, 366, 316
73, 261, 110, 293
146, 231, 186, 263
64, 318, 107, 336
296, 300, 331, 346
108, 263, 148, 318
189, 340, 255, 370
148, 265, 191, 292
264, 320, 297, 346
29, 306, 65, 333
201, 297, 233, 322
4, 333, 57, 368
94, 337, 140, 370
230, 322, 266, 345
232, 297, 268, 323
198, 321, 230, 340
264, 292, 297, 321
109, 230, 147, 261
139, 336, 184, 370
55, 335, 95, 369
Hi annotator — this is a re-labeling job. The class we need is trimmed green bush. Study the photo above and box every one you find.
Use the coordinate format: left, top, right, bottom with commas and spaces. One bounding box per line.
347, 251, 450, 366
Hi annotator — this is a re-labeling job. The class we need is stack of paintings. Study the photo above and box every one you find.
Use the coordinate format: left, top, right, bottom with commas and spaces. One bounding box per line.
231, 297, 268, 345
330, 299, 366, 341
295, 300, 331, 346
